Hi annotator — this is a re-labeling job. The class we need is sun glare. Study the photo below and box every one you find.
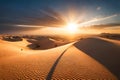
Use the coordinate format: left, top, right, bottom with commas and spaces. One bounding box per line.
65, 22, 78, 33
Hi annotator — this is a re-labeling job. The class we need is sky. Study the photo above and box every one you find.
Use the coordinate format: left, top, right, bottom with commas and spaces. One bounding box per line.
0, 0, 120, 34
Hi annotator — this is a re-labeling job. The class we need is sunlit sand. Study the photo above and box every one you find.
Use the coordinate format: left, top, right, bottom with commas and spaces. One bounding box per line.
0, 34, 120, 79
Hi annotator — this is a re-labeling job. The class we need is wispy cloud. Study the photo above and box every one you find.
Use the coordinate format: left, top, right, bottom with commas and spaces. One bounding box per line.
78, 14, 118, 27
97, 7, 101, 10
16, 25, 44, 27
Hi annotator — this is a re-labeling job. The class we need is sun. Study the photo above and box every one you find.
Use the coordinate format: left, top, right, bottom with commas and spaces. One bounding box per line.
65, 22, 78, 33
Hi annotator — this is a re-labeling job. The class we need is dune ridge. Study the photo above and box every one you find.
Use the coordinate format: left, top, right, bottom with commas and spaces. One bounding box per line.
74, 37, 120, 79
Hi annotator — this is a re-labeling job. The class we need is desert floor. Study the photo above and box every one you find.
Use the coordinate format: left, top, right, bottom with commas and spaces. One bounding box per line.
0, 37, 120, 80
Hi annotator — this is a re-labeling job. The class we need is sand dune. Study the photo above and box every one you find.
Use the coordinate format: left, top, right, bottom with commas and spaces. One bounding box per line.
0, 37, 119, 79
50, 46, 117, 79
0, 38, 30, 58
0, 40, 73, 80
27, 37, 57, 50
74, 37, 120, 79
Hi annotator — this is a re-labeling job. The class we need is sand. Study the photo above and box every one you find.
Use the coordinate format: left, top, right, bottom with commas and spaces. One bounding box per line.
0, 37, 119, 79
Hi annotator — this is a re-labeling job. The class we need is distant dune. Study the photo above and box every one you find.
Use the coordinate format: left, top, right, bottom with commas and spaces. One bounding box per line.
100, 33, 120, 40
0, 36, 119, 79
27, 37, 57, 50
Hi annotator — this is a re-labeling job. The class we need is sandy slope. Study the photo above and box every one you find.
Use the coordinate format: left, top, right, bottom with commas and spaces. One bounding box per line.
0, 39, 30, 58
0, 37, 119, 79
51, 46, 117, 79
74, 37, 120, 79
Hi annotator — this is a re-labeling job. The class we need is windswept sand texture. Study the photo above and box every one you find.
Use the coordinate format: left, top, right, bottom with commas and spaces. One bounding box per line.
0, 37, 120, 79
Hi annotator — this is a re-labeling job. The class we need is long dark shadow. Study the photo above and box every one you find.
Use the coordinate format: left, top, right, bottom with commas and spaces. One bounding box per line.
46, 46, 71, 80
74, 37, 120, 79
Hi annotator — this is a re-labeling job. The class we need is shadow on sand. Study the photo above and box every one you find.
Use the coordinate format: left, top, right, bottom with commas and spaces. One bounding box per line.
46, 46, 70, 80
74, 37, 120, 79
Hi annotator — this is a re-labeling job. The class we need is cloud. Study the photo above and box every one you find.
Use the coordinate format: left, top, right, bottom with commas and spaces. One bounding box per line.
0, 7, 66, 27
0, 7, 67, 34
96, 14, 117, 21
90, 23, 120, 29
78, 14, 118, 27
97, 7, 101, 10
0, 24, 40, 34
